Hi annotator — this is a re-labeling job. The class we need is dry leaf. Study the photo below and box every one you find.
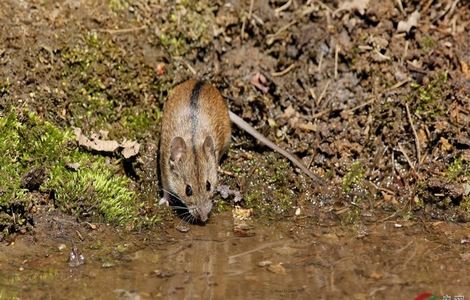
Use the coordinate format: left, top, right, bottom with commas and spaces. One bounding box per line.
460, 60, 470, 79
250, 72, 269, 93
335, 0, 370, 15
397, 11, 420, 33
74, 128, 140, 158
121, 140, 141, 159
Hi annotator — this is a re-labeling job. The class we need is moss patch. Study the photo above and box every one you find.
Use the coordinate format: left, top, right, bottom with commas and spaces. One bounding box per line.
0, 110, 145, 236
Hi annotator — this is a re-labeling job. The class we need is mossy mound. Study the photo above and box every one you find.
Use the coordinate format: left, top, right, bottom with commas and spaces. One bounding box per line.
0, 110, 143, 237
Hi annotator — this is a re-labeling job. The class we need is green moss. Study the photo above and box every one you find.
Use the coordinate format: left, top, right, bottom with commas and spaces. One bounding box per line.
446, 157, 468, 181
223, 151, 296, 220
409, 73, 447, 120
421, 36, 436, 51
342, 161, 365, 193
0, 287, 19, 300
45, 158, 138, 225
0, 110, 148, 235
59, 31, 160, 139
109, 0, 129, 11
0, 77, 10, 96
157, 1, 215, 57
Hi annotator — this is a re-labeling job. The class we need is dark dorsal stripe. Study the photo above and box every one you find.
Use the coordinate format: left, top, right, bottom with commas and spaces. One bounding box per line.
189, 81, 203, 148
189, 81, 204, 187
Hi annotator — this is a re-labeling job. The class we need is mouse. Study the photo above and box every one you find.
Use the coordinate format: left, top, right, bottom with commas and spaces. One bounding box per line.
159, 79, 323, 223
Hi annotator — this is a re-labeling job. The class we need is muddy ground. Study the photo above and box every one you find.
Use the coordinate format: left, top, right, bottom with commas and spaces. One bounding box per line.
0, 0, 469, 299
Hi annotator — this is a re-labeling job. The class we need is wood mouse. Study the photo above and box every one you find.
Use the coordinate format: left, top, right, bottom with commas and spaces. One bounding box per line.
159, 79, 323, 223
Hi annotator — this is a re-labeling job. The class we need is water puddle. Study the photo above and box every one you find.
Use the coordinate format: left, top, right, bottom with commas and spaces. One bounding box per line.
1, 211, 469, 299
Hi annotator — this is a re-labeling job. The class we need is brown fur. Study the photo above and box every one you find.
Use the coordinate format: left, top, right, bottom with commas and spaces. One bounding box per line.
159, 80, 231, 222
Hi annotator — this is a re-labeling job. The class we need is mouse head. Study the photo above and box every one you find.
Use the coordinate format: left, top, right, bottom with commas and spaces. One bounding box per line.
167, 135, 218, 223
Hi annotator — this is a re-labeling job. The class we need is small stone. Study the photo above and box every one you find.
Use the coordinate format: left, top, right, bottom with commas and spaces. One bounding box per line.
257, 260, 272, 267
267, 263, 286, 274
58, 244, 67, 251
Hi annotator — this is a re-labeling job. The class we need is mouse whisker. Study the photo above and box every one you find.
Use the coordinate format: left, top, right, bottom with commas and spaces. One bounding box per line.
160, 188, 183, 202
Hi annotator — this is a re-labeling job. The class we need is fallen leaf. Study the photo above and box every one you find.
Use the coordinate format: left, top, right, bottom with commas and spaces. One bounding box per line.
121, 140, 141, 159
65, 162, 80, 171
74, 128, 140, 158
460, 60, 470, 79
250, 72, 269, 93
335, 0, 369, 14
397, 10, 420, 33
156, 63, 165, 76
297, 122, 317, 131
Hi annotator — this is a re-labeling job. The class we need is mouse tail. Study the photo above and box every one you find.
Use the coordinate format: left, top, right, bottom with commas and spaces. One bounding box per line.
228, 111, 324, 185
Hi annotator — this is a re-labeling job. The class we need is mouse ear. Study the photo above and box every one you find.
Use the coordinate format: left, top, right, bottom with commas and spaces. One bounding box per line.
203, 136, 215, 158
170, 137, 186, 166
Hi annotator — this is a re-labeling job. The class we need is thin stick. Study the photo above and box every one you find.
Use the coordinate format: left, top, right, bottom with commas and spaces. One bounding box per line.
334, 44, 340, 79
398, 143, 416, 172
271, 63, 296, 77
241, 0, 255, 40
174, 57, 197, 75
275, 0, 292, 15
311, 108, 331, 119
97, 25, 146, 34
266, 20, 297, 45
385, 79, 410, 92
346, 98, 374, 113
405, 103, 421, 165
316, 80, 331, 106
396, 0, 404, 14
317, 52, 324, 72
401, 40, 409, 65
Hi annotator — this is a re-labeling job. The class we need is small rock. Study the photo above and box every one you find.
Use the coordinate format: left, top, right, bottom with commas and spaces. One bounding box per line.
267, 263, 286, 274
257, 260, 272, 267
58, 244, 67, 251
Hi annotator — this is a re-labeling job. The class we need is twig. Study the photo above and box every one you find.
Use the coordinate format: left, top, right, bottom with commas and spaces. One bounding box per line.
398, 143, 416, 172
309, 88, 316, 101
174, 57, 197, 75
334, 44, 340, 79
241, 0, 255, 40
248, 0, 254, 19
401, 40, 409, 65
275, 0, 292, 15
228, 240, 286, 264
396, 0, 404, 15
317, 52, 324, 72
315, 0, 333, 12
266, 20, 297, 45
316, 80, 331, 106
385, 79, 410, 92
271, 63, 296, 77
312, 108, 331, 119
346, 98, 374, 113
97, 25, 146, 34
405, 103, 421, 165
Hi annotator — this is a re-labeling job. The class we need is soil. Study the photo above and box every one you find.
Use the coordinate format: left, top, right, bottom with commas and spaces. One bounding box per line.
0, 0, 469, 299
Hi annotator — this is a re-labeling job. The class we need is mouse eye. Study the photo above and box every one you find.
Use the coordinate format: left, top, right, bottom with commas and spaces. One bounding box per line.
185, 185, 193, 197
206, 181, 211, 191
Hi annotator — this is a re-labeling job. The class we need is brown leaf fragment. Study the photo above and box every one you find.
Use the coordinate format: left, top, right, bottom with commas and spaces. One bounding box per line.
460, 60, 470, 80
94, 140, 120, 152
74, 127, 120, 153
335, 0, 370, 15
250, 72, 269, 93
65, 162, 80, 171
397, 11, 420, 33
121, 140, 141, 159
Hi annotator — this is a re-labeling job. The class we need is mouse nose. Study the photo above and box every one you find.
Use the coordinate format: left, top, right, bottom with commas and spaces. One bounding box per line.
196, 208, 209, 223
